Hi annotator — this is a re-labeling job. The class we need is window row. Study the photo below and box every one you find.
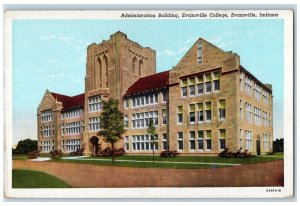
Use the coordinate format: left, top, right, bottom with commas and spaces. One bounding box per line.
125, 91, 165, 109
63, 122, 82, 135
177, 129, 226, 151
62, 139, 81, 152
131, 134, 159, 151
181, 71, 220, 98
41, 109, 53, 122
62, 109, 82, 119
240, 73, 270, 105
88, 95, 102, 112
177, 99, 225, 125
132, 110, 159, 129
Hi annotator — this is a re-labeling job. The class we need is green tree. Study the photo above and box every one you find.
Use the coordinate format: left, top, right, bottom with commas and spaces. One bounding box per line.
147, 120, 157, 164
98, 98, 125, 162
13, 139, 38, 154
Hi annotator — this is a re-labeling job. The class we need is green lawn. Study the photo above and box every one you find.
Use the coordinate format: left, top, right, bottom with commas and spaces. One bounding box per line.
53, 153, 283, 169
12, 169, 70, 188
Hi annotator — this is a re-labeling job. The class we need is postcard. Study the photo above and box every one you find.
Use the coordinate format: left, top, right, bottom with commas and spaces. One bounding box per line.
3, 9, 294, 198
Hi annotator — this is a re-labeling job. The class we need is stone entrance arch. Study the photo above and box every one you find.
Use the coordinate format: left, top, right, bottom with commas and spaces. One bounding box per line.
90, 136, 100, 155
256, 135, 261, 155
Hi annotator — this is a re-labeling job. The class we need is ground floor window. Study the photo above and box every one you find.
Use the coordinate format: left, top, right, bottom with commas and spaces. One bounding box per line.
263, 134, 269, 150
64, 139, 81, 152
131, 134, 158, 151
162, 133, 168, 150
245, 130, 252, 151
177, 132, 183, 150
43, 140, 51, 152
189, 131, 196, 151
125, 136, 129, 151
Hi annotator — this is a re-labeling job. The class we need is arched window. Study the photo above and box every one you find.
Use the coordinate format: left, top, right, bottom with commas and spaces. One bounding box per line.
103, 55, 108, 88
132, 57, 137, 74
97, 57, 102, 88
139, 60, 143, 76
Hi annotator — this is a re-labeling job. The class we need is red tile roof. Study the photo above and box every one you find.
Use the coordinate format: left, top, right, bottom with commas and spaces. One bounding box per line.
50, 92, 85, 111
124, 70, 170, 96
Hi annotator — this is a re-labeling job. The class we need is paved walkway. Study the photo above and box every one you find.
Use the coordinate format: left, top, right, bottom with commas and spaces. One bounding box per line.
80, 158, 241, 166
13, 160, 283, 187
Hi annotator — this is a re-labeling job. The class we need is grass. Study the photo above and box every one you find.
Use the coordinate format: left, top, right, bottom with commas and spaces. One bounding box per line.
12, 169, 71, 188
53, 153, 283, 169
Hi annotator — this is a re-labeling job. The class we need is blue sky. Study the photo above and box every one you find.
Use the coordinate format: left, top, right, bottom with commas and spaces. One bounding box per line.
12, 19, 283, 145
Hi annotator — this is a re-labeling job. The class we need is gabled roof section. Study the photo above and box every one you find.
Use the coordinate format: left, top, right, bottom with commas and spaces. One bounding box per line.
124, 70, 170, 96
50, 92, 85, 111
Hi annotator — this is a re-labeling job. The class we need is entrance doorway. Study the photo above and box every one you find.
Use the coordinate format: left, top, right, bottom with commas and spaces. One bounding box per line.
256, 136, 261, 155
90, 136, 99, 155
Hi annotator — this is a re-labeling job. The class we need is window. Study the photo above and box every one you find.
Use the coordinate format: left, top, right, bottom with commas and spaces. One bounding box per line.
89, 117, 100, 131
240, 100, 243, 119
189, 104, 195, 124
88, 95, 101, 112
218, 99, 226, 120
125, 136, 129, 151
197, 103, 204, 122
197, 41, 202, 64
162, 91, 167, 102
197, 130, 204, 151
254, 83, 262, 101
177, 106, 183, 124
197, 75, 203, 95
240, 129, 243, 149
177, 132, 183, 150
132, 92, 159, 108
240, 73, 243, 91
162, 133, 168, 150
205, 73, 212, 93
219, 129, 226, 150
65, 139, 81, 152
205, 102, 212, 122
43, 140, 51, 151
65, 122, 81, 135
131, 110, 159, 129
189, 77, 195, 96
62, 109, 82, 119
213, 71, 220, 92
263, 90, 268, 105
245, 102, 252, 123
162, 109, 167, 125
43, 126, 51, 137
254, 107, 262, 126
205, 130, 212, 150
124, 98, 130, 109
124, 115, 129, 129
181, 79, 188, 97
41, 109, 53, 122
245, 130, 252, 151
245, 76, 252, 95
189, 131, 196, 151
263, 111, 268, 127
263, 134, 269, 150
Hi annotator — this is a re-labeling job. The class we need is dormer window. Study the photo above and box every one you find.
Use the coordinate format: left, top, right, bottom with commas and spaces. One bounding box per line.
197, 41, 202, 64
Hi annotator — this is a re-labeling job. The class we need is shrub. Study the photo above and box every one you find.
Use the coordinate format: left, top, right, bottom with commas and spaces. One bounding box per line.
160, 150, 180, 158
98, 148, 125, 157
218, 147, 252, 158
50, 150, 63, 160
27, 151, 40, 159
